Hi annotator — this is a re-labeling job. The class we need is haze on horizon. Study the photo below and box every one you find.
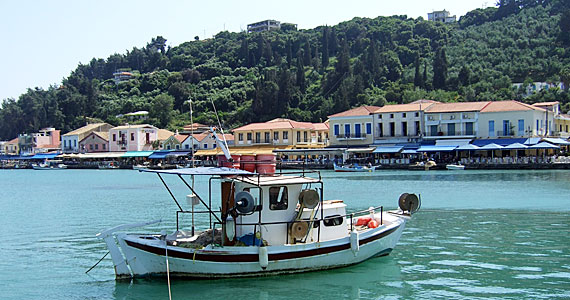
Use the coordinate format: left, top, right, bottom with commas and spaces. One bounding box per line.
0, 0, 492, 102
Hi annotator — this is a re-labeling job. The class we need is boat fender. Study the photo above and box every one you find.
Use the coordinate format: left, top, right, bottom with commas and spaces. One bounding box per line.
367, 220, 379, 229
258, 246, 268, 269
225, 216, 235, 241
350, 230, 359, 255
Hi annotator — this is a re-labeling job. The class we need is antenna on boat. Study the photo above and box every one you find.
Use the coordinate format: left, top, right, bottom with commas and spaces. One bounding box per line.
209, 97, 232, 161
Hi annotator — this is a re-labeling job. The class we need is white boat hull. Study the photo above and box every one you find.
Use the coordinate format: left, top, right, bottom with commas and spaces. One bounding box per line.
110, 215, 406, 278
334, 164, 376, 172
446, 164, 465, 170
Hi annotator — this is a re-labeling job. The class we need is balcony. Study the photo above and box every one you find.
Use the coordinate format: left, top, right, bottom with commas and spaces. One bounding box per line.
496, 130, 515, 137
336, 133, 367, 140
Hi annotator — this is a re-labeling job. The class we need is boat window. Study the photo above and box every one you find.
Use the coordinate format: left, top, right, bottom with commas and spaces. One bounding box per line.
269, 186, 288, 210
323, 215, 344, 227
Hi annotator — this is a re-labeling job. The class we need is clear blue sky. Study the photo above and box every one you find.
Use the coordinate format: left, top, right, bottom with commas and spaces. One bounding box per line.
0, 0, 491, 102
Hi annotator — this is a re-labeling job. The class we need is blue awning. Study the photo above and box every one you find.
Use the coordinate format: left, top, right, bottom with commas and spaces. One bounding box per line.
15, 155, 36, 160
524, 137, 541, 145
31, 153, 59, 159
542, 138, 570, 145
373, 146, 403, 154
166, 151, 192, 157
148, 151, 171, 159
472, 138, 527, 146
417, 145, 457, 152
122, 151, 154, 158
402, 149, 418, 154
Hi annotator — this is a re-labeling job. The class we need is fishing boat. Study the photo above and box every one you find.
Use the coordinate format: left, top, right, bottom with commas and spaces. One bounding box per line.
446, 163, 465, 170
97, 130, 419, 279
333, 163, 376, 172
32, 160, 67, 170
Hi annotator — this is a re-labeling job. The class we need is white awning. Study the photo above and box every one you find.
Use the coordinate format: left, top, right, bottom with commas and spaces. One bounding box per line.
435, 139, 472, 146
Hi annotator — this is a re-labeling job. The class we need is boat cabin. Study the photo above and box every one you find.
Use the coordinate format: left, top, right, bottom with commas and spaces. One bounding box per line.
222, 175, 348, 246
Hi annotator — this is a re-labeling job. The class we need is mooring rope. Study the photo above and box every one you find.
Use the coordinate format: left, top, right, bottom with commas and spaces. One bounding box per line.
85, 251, 109, 274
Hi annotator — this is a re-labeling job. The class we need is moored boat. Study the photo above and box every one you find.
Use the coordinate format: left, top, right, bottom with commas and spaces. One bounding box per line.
32, 160, 67, 170
97, 130, 419, 279
446, 163, 465, 170
333, 163, 376, 172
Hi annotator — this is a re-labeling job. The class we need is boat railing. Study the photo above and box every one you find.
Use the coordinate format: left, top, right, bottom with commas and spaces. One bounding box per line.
209, 205, 384, 247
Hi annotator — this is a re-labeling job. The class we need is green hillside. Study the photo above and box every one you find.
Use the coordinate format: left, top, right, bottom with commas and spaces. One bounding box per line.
1, 0, 569, 140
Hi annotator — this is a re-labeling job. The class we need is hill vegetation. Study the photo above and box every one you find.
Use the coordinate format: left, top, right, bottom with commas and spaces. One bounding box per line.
1, 0, 569, 140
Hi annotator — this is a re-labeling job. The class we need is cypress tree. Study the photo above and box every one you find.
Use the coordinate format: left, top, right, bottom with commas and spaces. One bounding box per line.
414, 56, 422, 87
433, 47, 448, 90
296, 50, 306, 93
322, 27, 329, 69
286, 39, 293, 68
303, 41, 312, 66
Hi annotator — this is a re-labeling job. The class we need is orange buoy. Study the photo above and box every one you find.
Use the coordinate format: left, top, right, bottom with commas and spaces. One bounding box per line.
356, 217, 371, 226
367, 220, 379, 228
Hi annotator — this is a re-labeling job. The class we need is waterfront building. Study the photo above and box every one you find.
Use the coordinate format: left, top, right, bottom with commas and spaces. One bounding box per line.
428, 10, 456, 23
0, 141, 6, 154
479, 100, 554, 138
181, 123, 210, 134
162, 134, 189, 150
423, 102, 488, 141
108, 124, 159, 152
555, 113, 570, 139
233, 118, 328, 148
328, 106, 380, 148
5, 138, 19, 155
61, 123, 113, 153
78, 132, 109, 153
373, 100, 438, 145
18, 128, 61, 154
156, 129, 175, 150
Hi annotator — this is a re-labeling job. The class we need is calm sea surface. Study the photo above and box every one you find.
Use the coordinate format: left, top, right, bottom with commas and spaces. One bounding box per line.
0, 169, 568, 299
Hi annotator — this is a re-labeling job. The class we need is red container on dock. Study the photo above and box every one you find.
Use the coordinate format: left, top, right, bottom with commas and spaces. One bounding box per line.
218, 154, 241, 169
256, 154, 276, 174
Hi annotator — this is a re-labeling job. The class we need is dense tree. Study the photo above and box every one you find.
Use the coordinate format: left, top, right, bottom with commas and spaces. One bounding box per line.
0, 4, 568, 140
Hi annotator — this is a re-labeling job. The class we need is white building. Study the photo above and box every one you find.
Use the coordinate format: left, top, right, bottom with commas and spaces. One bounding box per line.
428, 10, 456, 23
109, 124, 158, 152
328, 106, 379, 148
373, 100, 438, 144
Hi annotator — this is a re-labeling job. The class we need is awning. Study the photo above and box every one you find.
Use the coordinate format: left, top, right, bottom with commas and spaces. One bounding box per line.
122, 151, 154, 158
166, 151, 192, 158
77, 152, 125, 159
478, 143, 504, 150
472, 138, 527, 147
435, 139, 472, 146
542, 138, 570, 145
15, 155, 35, 160
503, 143, 528, 150
373, 146, 403, 154
346, 148, 375, 153
31, 153, 59, 159
529, 142, 559, 149
401, 149, 418, 154
524, 137, 541, 145
417, 145, 457, 152
149, 151, 171, 159
455, 144, 480, 151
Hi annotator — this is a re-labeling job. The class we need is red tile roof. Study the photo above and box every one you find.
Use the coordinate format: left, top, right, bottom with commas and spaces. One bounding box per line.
374, 101, 439, 113
426, 102, 491, 113
233, 119, 327, 131
328, 105, 380, 118
482, 100, 545, 113
8, 137, 18, 144
174, 134, 189, 143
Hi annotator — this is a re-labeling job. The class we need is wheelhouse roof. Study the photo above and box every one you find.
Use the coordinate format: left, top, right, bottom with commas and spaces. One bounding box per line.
140, 166, 254, 176
236, 175, 320, 186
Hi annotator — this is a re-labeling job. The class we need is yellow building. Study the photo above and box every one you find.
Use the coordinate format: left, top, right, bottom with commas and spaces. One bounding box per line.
554, 114, 570, 139
232, 118, 328, 148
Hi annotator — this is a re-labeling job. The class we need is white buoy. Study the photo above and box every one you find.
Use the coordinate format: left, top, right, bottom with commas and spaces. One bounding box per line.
350, 230, 359, 256
226, 216, 235, 241
259, 246, 268, 269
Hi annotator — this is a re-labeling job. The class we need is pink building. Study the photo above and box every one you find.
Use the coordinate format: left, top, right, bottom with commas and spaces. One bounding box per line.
109, 124, 158, 152
79, 132, 109, 153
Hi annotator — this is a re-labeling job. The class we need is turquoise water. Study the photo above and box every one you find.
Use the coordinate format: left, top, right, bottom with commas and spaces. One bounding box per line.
0, 169, 568, 299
